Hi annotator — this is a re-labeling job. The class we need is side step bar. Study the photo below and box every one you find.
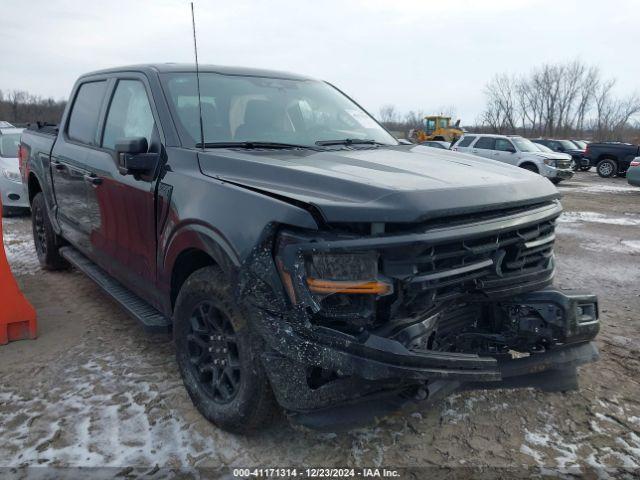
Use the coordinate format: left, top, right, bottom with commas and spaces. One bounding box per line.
59, 246, 171, 333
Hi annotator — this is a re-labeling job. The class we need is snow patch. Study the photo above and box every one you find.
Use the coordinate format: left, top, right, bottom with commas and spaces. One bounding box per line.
0, 352, 243, 468
558, 211, 640, 226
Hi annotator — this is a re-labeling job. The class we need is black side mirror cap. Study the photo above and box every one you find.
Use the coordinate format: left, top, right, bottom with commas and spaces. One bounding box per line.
114, 137, 158, 177
115, 137, 148, 155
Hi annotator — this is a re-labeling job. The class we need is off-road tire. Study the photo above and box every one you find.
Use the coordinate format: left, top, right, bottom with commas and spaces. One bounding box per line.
31, 192, 69, 270
174, 265, 277, 433
596, 158, 618, 178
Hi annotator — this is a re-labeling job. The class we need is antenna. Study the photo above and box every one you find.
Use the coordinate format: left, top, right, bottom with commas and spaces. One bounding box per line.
191, 2, 205, 150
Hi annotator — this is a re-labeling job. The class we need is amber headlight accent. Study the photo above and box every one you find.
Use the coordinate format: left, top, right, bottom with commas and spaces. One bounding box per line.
304, 252, 392, 296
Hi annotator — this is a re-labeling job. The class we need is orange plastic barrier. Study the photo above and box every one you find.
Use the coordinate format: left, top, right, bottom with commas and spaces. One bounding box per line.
0, 198, 37, 344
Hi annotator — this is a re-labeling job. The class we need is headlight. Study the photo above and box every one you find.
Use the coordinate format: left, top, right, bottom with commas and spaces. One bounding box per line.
304, 252, 391, 295
275, 232, 393, 308
1, 168, 21, 183
543, 158, 557, 167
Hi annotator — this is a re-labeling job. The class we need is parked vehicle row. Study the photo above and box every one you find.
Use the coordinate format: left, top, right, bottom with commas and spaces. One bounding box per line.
452, 134, 574, 183
530, 139, 590, 171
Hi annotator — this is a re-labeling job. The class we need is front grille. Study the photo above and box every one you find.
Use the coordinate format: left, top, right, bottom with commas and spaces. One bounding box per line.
557, 159, 572, 169
381, 218, 556, 314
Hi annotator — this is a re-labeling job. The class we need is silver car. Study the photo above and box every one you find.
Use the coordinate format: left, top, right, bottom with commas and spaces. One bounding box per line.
0, 127, 29, 216
453, 134, 574, 183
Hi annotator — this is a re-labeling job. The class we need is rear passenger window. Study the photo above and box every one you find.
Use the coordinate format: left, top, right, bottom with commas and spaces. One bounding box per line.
67, 81, 107, 145
474, 137, 496, 150
102, 80, 155, 151
457, 136, 476, 147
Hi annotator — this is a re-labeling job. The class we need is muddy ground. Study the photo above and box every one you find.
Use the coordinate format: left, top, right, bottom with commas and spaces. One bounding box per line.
1, 173, 639, 478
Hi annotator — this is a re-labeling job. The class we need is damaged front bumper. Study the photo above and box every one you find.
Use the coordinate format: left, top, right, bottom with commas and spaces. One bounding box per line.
251, 288, 599, 429
240, 201, 600, 428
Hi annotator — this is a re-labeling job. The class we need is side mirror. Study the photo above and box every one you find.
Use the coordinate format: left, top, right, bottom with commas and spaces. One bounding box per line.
115, 137, 158, 176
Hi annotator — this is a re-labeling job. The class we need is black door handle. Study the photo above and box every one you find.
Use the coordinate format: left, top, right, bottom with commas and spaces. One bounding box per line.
83, 174, 102, 186
51, 160, 64, 170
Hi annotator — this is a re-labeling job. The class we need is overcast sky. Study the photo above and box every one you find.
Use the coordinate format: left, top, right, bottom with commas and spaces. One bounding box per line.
0, 0, 638, 122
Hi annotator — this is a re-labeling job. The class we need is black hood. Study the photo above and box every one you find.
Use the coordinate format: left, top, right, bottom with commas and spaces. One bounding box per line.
197, 145, 559, 224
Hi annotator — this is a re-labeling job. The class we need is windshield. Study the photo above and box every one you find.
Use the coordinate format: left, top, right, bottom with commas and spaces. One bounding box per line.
161, 73, 397, 148
510, 137, 539, 152
571, 140, 586, 149
0, 133, 21, 158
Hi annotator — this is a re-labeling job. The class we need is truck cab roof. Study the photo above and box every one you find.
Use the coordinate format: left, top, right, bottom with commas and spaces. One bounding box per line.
81, 63, 315, 81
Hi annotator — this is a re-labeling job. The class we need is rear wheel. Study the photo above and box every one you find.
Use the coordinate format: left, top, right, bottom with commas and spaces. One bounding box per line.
174, 266, 277, 433
31, 192, 68, 270
579, 165, 592, 172
596, 158, 617, 178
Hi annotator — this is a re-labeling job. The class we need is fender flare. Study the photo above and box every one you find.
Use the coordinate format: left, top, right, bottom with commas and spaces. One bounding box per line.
162, 221, 240, 279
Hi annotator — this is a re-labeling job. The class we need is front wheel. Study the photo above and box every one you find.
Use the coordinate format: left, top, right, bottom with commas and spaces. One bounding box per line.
31, 192, 68, 270
596, 158, 618, 178
579, 165, 592, 172
173, 266, 277, 433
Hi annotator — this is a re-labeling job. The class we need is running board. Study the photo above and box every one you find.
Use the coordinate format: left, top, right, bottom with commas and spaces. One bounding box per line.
59, 246, 171, 333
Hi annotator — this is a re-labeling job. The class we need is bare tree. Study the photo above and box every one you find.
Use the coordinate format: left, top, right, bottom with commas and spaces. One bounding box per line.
378, 104, 399, 124
479, 59, 640, 142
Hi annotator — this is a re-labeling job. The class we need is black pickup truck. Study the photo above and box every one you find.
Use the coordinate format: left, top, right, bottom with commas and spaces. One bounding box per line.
21, 64, 600, 432
585, 142, 640, 177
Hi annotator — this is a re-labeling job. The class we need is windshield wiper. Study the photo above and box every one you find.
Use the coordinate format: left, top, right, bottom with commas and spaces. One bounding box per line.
315, 138, 387, 147
196, 141, 320, 150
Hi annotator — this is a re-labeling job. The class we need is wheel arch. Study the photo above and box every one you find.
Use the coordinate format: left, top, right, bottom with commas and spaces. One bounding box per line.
519, 161, 539, 173
27, 171, 43, 204
162, 223, 241, 315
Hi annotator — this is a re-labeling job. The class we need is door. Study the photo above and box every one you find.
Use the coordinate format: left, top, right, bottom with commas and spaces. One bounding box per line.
83, 78, 160, 305
51, 80, 109, 252
471, 136, 496, 159
494, 138, 518, 165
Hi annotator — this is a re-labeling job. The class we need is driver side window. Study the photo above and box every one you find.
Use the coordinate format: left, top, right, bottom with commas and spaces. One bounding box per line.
102, 80, 155, 151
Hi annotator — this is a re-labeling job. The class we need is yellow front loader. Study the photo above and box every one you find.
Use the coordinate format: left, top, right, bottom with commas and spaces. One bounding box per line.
413, 115, 463, 143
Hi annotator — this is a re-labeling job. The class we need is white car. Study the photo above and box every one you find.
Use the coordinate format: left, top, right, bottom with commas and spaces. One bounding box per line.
453, 134, 574, 183
0, 127, 29, 216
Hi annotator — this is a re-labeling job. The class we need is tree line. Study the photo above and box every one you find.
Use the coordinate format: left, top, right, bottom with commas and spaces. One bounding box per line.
0, 90, 66, 125
480, 60, 640, 142
377, 60, 640, 143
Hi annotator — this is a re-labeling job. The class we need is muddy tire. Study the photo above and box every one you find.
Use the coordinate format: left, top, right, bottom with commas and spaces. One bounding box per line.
173, 265, 277, 433
596, 158, 617, 178
31, 192, 69, 270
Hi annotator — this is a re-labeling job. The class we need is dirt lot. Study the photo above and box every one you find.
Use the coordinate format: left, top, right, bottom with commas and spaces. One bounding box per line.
1, 173, 639, 478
